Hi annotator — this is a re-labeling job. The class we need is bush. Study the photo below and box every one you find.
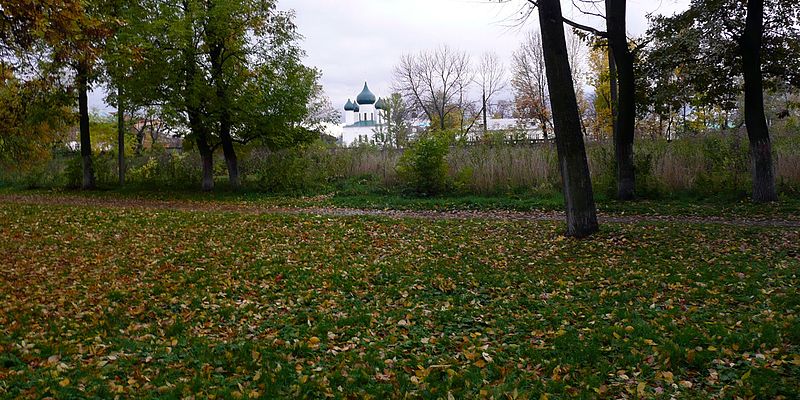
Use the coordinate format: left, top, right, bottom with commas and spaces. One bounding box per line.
249, 146, 336, 194
397, 132, 451, 196
127, 152, 200, 187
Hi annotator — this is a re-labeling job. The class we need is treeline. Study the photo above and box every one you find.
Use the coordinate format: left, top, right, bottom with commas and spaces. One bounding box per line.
0, 0, 335, 191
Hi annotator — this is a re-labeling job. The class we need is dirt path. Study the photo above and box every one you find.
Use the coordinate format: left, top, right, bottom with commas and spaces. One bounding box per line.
1, 193, 798, 228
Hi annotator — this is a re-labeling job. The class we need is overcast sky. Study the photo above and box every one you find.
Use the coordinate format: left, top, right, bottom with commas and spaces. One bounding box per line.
89, 0, 690, 112
283, 0, 691, 111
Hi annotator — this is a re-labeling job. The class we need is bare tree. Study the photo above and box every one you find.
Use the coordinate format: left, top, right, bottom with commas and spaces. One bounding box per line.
393, 45, 472, 133
475, 52, 507, 136
512, 31, 552, 139
566, 31, 591, 135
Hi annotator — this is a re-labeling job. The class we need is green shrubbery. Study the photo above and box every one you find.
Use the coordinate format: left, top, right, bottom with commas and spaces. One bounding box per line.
396, 131, 451, 195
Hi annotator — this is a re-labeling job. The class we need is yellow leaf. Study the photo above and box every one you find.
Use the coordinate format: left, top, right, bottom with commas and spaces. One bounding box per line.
741, 369, 751, 380
474, 359, 487, 368
637, 382, 646, 396
679, 380, 693, 388
643, 339, 656, 346
59, 378, 70, 387
662, 371, 674, 383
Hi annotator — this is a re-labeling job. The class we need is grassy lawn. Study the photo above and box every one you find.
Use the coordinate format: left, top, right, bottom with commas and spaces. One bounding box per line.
1, 202, 798, 398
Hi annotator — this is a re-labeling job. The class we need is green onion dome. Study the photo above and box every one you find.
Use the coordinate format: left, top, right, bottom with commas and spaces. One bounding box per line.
356, 82, 376, 105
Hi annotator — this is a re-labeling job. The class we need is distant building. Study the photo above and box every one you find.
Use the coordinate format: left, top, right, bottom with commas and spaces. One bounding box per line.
337, 82, 545, 146
339, 82, 387, 145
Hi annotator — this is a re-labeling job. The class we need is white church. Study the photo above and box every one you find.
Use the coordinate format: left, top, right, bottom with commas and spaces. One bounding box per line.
338, 82, 388, 145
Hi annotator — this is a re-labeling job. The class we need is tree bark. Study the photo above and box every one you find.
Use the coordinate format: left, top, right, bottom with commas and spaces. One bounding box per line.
741, 0, 777, 202
208, 30, 240, 188
607, 0, 636, 200
482, 89, 488, 136
219, 110, 240, 188
117, 88, 125, 186
538, 0, 599, 238
188, 109, 214, 191
607, 46, 617, 137
77, 64, 95, 190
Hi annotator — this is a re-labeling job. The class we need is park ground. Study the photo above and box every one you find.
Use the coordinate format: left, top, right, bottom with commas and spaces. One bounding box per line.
0, 190, 798, 399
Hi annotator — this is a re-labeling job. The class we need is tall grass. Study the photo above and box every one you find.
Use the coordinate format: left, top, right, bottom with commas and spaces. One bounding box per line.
2, 131, 798, 198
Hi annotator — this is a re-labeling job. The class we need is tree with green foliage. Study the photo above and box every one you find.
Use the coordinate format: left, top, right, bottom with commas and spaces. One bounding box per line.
115, 0, 319, 190
645, 0, 800, 202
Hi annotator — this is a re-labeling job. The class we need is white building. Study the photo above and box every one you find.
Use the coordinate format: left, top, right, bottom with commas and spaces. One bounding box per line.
339, 82, 388, 146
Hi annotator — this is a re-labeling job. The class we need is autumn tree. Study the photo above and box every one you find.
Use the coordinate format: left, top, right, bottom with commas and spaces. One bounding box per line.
587, 46, 614, 139
1, 0, 112, 189
0, 71, 72, 170
512, 31, 552, 139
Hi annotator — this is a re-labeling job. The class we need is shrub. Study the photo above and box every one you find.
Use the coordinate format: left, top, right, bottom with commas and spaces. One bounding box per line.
396, 132, 451, 195
255, 148, 317, 194
127, 152, 200, 187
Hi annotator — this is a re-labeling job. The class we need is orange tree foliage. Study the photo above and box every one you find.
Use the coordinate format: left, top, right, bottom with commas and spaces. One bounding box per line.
0, 0, 113, 170
0, 71, 73, 170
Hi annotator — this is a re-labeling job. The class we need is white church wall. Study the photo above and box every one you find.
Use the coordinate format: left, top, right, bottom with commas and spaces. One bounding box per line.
340, 126, 376, 146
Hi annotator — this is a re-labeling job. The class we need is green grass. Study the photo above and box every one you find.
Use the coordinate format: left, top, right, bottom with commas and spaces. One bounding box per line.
0, 200, 798, 398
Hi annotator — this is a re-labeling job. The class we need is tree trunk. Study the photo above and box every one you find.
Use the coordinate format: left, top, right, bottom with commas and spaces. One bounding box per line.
219, 111, 240, 188
482, 89, 488, 136
197, 136, 214, 192
188, 110, 214, 191
538, 0, 599, 238
741, 0, 777, 202
607, 0, 635, 200
117, 88, 125, 186
208, 33, 240, 188
77, 64, 95, 190
607, 46, 618, 137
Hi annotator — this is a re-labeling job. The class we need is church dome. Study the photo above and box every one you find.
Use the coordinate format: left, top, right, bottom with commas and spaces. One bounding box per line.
344, 99, 355, 111
353, 103, 360, 112
356, 82, 376, 105
375, 98, 386, 110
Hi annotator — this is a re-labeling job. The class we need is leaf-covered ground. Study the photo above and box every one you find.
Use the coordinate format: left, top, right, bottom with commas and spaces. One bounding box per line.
0, 201, 798, 399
